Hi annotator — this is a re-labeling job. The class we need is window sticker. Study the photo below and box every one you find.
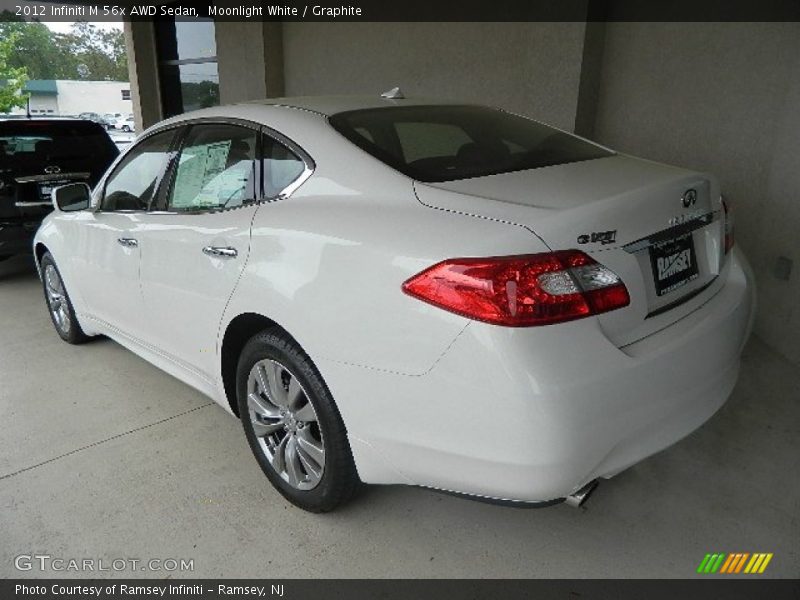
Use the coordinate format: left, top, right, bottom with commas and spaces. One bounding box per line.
172, 140, 233, 209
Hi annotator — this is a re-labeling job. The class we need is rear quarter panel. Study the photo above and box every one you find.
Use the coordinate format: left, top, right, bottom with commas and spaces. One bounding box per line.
219, 106, 550, 376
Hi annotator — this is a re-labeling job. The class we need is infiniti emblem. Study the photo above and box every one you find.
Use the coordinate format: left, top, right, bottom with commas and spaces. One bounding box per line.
682, 188, 697, 208
44, 165, 61, 174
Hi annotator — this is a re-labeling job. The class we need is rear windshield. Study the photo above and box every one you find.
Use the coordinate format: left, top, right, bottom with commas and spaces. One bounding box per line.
329, 105, 613, 182
0, 120, 118, 166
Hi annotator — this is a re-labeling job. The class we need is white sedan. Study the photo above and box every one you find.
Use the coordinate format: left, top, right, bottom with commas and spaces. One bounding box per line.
35, 95, 754, 512
113, 115, 135, 132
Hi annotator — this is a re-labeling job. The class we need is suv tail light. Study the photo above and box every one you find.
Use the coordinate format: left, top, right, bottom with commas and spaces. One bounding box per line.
402, 250, 630, 327
722, 196, 735, 254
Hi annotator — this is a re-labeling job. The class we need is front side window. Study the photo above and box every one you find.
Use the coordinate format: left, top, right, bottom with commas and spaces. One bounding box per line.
101, 129, 175, 211
329, 105, 614, 183
262, 135, 306, 199
167, 123, 256, 212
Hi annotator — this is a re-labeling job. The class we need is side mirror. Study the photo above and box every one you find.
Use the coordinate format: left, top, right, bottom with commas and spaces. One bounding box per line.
52, 183, 91, 212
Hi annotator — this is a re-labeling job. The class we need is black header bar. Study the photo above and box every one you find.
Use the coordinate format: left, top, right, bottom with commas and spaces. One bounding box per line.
2, 0, 800, 22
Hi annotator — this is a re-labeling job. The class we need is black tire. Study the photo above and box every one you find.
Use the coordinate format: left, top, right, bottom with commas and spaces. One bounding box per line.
0, 255, 10, 262
236, 328, 360, 512
40, 252, 91, 344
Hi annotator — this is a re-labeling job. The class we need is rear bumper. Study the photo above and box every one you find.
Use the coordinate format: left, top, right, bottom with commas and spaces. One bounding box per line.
324, 249, 754, 502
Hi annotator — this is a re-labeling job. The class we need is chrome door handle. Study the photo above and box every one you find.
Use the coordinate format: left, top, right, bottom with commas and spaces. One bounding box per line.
117, 237, 138, 247
202, 246, 238, 259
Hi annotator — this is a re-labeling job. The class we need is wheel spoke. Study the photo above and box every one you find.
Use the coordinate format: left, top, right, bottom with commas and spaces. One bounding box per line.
247, 392, 280, 419
286, 376, 303, 409
263, 362, 290, 407
45, 274, 57, 300
296, 445, 322, 485
45, 267, 56, 290
45, 267, 64, 295
248, 392, 285, 437
270, 434, 289, 474
296, 428, 324, 466
255, 364, 272, 400
293, 400, 317, 423
285, 436, 303, 487
252, 420, 284, 437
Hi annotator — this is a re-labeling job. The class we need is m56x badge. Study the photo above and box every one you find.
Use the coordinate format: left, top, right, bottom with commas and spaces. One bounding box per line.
577, 230, 617, 245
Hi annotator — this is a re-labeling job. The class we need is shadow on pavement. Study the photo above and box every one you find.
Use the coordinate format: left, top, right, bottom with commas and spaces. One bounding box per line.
0, 255, 39, 283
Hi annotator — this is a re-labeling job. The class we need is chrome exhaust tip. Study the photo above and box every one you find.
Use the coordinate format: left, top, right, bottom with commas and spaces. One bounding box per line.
565, 480, 598, 508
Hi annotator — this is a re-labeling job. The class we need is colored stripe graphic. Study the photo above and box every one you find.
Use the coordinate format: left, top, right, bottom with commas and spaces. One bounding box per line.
734, 553, 749, 573
697, 554, 712, 573
719, 554, 736, 574
745, 554, 760, 573
698, 552, 772, 574
758, 554, 773, 573
710, 554, 726, 573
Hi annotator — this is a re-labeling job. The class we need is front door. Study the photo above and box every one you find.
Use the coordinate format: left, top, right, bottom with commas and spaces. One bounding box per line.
71, 129, 176, 336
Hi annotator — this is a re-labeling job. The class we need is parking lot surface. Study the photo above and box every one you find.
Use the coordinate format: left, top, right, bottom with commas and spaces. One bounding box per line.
1, 255, 797, 578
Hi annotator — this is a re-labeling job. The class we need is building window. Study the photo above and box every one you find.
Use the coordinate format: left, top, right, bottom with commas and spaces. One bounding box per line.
154, 16, 220, 118
121, 89, 131, 100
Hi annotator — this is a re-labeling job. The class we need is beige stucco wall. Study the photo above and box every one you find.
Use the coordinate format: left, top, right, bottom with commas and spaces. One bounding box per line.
593, 22, 800, 362
282, 22, 588, 131
215, 21, 284, 104
124, 19, 800, 362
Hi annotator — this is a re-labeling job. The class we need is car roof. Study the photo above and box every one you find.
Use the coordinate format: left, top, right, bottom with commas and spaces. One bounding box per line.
151, 94, 495, 141
243, 94, 474, 116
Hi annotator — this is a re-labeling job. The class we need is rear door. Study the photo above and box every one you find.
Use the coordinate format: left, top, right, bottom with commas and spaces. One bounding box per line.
135, 121, 263, 379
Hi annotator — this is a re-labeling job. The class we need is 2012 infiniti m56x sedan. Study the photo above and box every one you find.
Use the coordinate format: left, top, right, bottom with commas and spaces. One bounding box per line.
35, 95, 754, 512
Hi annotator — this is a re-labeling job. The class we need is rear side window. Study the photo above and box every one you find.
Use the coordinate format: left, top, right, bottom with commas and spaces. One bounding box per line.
102, 130, 175, 211
329, 105, 613, 183
261, 135, 306, 199
166, 123, 257, 212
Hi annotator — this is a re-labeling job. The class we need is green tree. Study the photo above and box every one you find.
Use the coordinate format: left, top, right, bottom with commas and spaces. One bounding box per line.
0, 30, 28, 113
0, 17, 64, 80
182, 81, 220, 111
0, 16, 128, 82
59, 21, 128, 81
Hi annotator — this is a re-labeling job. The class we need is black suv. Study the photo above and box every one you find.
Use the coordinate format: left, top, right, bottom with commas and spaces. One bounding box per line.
0, 118, 119, 261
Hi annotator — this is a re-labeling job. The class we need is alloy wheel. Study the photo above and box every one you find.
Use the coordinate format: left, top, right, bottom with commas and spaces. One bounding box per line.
44, 264, 71, 335
246, 359, 325, 490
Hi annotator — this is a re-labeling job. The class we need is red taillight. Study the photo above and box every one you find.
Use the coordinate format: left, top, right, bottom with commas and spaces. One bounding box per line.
402, 250, 630, 327
722, 197, 735, 254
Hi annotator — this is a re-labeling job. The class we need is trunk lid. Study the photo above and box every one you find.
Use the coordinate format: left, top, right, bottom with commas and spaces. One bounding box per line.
414, 155, 726, 347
